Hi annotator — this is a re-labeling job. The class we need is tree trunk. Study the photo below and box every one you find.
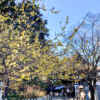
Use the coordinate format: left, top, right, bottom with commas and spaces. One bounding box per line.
90, 86, 95, 100
89, 80, 96, 100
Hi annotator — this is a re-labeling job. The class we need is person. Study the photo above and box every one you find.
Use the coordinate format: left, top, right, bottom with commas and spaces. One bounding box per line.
60, 89, 64, 96
75, 86, 79, 100
79, 85, 86, 100
88, 91, 91, 100
66, 88, 70, 97
80, 90, 86, 100
84, 85, 90, 100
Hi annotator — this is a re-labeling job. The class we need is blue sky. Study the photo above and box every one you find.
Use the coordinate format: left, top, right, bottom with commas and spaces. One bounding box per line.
16, 0, 100, 37
41, 0, 100, 37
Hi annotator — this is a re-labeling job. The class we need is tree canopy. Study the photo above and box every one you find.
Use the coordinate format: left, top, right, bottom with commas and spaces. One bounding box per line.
0, 0, 48, 44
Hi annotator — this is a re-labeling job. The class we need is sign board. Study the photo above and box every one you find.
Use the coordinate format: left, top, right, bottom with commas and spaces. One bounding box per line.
96, 81, 100, 85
